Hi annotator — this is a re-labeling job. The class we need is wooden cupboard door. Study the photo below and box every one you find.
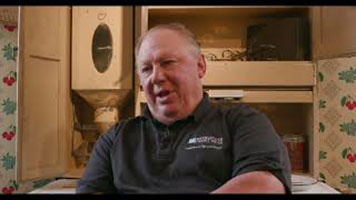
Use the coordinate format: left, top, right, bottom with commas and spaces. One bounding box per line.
18, 6, 71, 181
312, 7, 356, 59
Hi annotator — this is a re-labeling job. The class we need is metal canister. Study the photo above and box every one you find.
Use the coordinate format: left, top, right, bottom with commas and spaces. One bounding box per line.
282, 134, 306, 172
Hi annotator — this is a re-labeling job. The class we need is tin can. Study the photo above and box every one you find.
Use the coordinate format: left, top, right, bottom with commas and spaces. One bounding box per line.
282, 134, 306, 172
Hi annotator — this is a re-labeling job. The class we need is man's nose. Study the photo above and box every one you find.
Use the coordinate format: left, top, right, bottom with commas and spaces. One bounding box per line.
151, 65, 166, 84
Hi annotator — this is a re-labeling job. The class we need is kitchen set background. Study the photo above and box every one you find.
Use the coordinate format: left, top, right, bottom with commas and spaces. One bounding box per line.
0, 8, 355, 194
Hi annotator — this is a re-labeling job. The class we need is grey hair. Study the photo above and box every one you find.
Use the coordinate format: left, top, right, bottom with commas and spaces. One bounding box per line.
134, 23, 201, 68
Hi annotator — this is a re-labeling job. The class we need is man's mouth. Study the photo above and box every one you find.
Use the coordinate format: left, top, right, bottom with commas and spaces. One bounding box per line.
157, 90, 170, 98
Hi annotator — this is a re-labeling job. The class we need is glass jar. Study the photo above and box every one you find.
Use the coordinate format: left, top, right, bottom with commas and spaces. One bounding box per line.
282, 134, 306, 172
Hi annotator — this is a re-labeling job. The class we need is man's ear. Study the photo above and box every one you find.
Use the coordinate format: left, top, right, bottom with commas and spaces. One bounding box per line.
197, 54, 207, 79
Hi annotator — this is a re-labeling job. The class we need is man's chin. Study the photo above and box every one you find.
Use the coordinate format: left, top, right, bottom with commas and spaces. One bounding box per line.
161, 109, 178, 118
152, 106, 190, 125
157, 105, 180, 117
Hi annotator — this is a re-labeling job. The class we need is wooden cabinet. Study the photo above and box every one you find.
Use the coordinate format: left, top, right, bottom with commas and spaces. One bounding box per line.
312, 7, 356, 59
17, 6, 133, 181
18, 6, 71, 181
17, 6, 134, 182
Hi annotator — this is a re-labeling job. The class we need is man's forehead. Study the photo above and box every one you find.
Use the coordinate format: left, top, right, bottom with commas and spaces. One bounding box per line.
137, 48, 178, 65
138, 31, 185, 56
147, 28, 179, 38
142, 29, 187, 47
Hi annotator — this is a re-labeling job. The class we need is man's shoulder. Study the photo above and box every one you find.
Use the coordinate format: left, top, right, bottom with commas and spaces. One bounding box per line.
120, 115, 148, 127
100, 116, 145, 139
214, 102, 259, 116
212, 102, 265, 130
112, 115, 146, 130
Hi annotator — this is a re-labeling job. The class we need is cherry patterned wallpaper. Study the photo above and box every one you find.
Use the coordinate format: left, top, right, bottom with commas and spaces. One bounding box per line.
318, 57, 356, 193
0, 19, 53, 194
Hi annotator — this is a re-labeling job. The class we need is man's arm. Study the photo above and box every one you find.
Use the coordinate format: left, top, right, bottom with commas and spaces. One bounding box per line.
225, 104, 292, 194
211, 171, 285, 194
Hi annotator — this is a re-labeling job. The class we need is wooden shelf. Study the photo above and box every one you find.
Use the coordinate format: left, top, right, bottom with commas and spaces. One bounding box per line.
148, 6, 309, 18
203, 61, 315, 87
137, 89, 313, 104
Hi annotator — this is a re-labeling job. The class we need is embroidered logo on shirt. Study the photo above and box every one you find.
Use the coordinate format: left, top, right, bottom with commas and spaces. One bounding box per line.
186, 136, 223, 150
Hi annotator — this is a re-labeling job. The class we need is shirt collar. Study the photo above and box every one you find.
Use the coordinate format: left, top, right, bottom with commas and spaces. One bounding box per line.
141, 92, 211, 125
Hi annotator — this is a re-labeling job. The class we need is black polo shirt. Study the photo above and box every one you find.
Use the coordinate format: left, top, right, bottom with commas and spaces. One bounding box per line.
76, 93, 292, 193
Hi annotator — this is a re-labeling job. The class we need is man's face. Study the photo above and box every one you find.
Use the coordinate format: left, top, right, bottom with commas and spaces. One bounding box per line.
137, 29, 206, 125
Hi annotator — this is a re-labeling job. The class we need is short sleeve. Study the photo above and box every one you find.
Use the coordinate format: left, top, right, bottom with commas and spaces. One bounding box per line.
76, 124, 121, 193
227, 104, 292, 193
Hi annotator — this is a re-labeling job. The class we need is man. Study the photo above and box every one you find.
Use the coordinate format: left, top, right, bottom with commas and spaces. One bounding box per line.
76, 23, 291, 194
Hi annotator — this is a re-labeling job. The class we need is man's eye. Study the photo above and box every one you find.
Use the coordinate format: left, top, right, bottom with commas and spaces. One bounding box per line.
141, 66, 152, 73
161, 60, 175, 66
